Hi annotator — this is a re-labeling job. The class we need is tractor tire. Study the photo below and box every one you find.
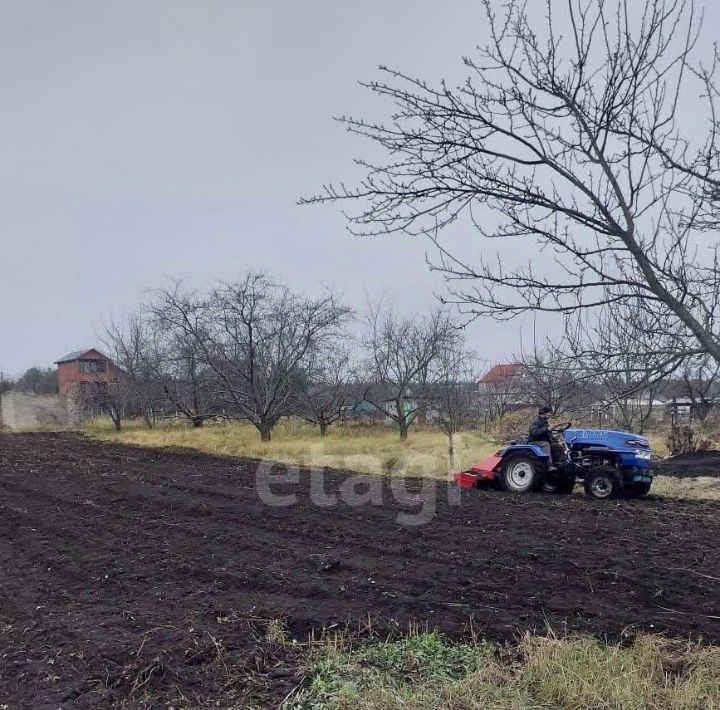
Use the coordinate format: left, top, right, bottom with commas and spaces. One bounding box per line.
500, 455, 545, 493
625, 481, 652, 498
584, 466, 624, 500
543, 476, 576, 495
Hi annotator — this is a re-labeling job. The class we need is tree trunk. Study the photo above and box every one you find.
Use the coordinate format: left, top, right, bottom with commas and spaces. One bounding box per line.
696, 402, 712, 422
143, 409, 155, 430
447, 431, 455, 473
260, 423, 272, 442
398, 418, 409, 441
319, 421, 329, 436
192, 416, 205, 428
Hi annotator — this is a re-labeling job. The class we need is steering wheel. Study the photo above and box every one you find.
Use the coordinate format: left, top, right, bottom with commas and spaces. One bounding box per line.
552, 421, 572, 433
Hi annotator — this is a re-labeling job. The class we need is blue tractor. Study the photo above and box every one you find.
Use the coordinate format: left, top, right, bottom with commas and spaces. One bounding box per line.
455, 424, 654, 499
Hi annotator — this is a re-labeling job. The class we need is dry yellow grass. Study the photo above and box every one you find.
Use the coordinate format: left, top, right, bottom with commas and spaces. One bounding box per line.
646, 431, 671, 457
87, 419, 720, 500
652, 475, 720, 501
87, 419, 499, 479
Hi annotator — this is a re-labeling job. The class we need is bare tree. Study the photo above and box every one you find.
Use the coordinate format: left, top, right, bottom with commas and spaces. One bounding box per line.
306, 0, 720, 367
295, 346, 353, 436
517, 345, 582, 415
149, 286, 218, 428
562, 305, 673, 432
592, 376, 662, 433
478, 366, 527, 420
77, 381, 129, 432
102, 313, 163, 428
186, 273, 349, 441
558, 293, 692, 391
362, 305, 456, 440
676, 354, 720, 421
430, 344, 480, 469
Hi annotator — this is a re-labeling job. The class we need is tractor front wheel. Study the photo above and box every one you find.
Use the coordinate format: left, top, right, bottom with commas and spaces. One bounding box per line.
584, 466, 624, 500
500, 456, 545, 493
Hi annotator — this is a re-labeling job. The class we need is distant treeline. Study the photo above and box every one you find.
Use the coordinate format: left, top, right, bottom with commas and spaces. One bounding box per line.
91, 270, 477, 448
0, 368, 58, 396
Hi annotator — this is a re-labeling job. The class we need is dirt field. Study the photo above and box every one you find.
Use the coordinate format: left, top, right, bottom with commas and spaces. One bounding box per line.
1, 433, 718, 708
658, 450, 720, 477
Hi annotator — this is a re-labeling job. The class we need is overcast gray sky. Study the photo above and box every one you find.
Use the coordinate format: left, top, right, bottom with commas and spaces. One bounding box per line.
1, 1, 718, 376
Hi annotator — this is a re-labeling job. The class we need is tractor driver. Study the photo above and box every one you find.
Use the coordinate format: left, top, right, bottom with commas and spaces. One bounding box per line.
528, 406, 558, 464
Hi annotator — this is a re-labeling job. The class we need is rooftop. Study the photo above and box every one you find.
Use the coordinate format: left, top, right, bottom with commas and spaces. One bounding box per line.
480, 363, 526, 384
54, 349, 106, 364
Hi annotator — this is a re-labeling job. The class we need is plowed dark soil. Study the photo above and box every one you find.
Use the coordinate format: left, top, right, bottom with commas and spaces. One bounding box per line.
0, 433, 718, 709
658, 450, 720, 478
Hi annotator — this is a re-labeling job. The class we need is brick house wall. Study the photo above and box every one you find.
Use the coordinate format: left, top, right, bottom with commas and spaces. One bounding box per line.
56, 349, 123, 398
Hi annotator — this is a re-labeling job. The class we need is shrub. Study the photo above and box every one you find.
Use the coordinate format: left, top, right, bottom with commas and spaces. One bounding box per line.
697, 418, 720, 441
665, 423, 712, 456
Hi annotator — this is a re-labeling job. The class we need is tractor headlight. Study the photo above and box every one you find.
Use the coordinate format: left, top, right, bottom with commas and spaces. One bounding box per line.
635, 449, 652, 460
626, 438, 649, 447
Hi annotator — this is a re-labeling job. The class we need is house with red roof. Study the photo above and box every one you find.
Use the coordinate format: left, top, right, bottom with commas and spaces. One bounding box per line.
477, 363, 530, 417
54, 349, 123, 399
479, 363, 527, 385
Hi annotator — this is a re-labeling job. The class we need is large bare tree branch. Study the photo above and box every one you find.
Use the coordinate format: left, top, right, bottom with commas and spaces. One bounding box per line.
304, 0, 720, 365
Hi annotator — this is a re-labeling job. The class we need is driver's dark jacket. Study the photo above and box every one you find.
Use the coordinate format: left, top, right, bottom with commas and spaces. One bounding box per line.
528, 417, 552, 443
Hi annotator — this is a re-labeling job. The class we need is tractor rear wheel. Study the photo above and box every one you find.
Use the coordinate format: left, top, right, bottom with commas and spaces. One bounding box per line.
500, 456, 545, 493
584, 466, 624, 500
